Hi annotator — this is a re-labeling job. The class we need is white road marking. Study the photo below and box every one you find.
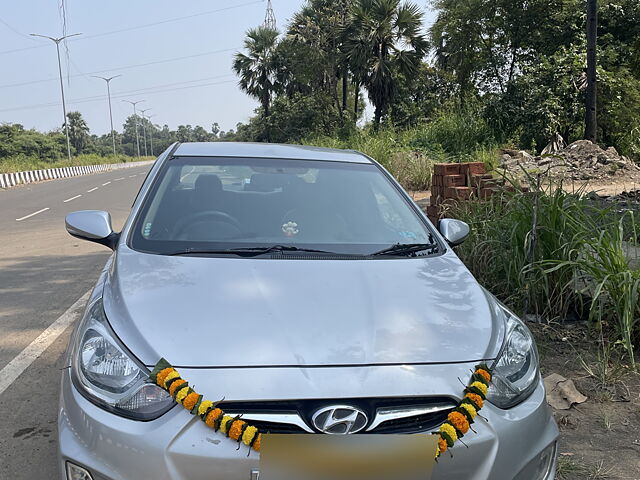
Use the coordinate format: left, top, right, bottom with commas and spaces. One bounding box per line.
87, 187, 98, 193
129, 175, 136, 178
114, 177, 125, 181
0, 290, 91, 396
63, 194, 82, 203
15, 207, 50, 222
102, 181, 111, 186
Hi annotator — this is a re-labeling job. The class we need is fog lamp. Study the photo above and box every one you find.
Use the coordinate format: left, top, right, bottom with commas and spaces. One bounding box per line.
514, 442, 557, 480
66, 461, 94, 480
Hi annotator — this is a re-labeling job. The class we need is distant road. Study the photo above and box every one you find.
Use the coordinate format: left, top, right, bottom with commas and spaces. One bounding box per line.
0, 164, 150, 477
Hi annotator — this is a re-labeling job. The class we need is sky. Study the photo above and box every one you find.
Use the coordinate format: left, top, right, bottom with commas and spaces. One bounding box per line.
0, 1, 435, 136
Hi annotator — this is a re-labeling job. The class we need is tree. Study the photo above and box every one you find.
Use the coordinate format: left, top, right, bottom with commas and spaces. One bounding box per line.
387, 63, 457, 127
233, 26, 281, 118
287, 0, 354, 114
65, 111, 90, 154
585, 0, 598, 141
344, 0, 427, 125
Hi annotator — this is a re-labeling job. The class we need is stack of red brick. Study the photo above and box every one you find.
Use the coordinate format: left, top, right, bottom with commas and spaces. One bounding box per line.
426, 162, 499, 224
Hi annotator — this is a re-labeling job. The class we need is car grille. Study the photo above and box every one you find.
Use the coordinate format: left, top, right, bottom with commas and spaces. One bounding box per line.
221, 397, 456, 435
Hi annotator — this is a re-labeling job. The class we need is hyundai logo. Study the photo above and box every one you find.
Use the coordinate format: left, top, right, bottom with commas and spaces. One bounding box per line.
311, 405, 368, 434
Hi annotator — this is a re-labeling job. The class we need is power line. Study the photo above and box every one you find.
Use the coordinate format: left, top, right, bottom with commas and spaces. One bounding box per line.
0, 47, 240, 89
78, 0, 262, 42
0, 16, 40, 41
0, 78, 237, 113
0, 1, 261, 56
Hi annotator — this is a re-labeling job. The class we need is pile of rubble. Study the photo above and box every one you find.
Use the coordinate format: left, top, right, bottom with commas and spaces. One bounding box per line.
499, 140, 640, 181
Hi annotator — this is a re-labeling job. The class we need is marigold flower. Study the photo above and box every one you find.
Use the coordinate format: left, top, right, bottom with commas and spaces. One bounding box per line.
219, 416, 234, 434
242, 426, 258, 446
198, 400, 214, 417
229, 420, 246, 441
448, 411, 470, 434
253, 434, 262, 452
162, 371, 180, 389
459, 402, 477, 419
476, 368, 491, 383
168, 379, 186, 397
182, 392, 199, 411
465, 392, 484, 409
176, 388, 189, 404
156, 368, 174, 387
438, 436, 448, 455
439, 423, 458, 443
470, 381, 488, 396
205, 408, 223, 428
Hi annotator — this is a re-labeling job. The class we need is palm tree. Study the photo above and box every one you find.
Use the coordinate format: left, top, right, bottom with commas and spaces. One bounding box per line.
65, 111, 90, 154
233, 27, 281, 117
344, 0, 427, 126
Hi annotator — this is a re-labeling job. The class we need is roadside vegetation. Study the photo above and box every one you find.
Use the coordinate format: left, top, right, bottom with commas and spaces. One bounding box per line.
0, 114, 222, 174
0, 153, 154, 174
448, 184, 639, 365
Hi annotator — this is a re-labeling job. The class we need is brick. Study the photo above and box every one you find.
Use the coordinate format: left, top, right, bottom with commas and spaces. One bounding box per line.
434, 163, 461, 176
470, 174, 495, 188
445, 186, 473, 200
460, 162, 486, 176
443, 174, 466, 187
431, 185, 445, 198
480, 187, 501, 200
426, 205, 439, 217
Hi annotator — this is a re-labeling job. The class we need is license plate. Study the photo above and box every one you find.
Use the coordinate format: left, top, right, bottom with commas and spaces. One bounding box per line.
259, 434, 437, 480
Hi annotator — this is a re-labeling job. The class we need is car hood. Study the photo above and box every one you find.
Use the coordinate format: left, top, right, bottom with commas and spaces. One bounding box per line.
103, 246, 504, 367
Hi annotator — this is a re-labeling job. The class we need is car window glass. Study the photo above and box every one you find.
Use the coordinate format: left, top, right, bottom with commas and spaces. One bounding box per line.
131, 156, 434, 256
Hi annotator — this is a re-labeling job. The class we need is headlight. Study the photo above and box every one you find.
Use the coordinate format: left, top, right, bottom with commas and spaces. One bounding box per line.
70, 298, 174, 420
487, 302, 540, 409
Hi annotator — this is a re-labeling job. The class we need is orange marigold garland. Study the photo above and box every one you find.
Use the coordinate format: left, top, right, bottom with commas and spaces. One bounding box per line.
149, 358, 491, 459
434, 364, 492, 459
148, 359, 261, 453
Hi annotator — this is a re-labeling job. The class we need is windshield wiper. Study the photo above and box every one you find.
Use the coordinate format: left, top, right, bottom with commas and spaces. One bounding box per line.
167, 245, 338, 257
370, 242, 439, 257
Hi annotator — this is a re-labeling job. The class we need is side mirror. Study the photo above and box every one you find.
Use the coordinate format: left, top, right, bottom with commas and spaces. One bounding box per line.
65, 210, 119, 250
438, 218, 470, 246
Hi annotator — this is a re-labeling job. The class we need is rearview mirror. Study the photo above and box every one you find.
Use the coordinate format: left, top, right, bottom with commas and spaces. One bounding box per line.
65, 210, 118, 250
438, 218, 470, 246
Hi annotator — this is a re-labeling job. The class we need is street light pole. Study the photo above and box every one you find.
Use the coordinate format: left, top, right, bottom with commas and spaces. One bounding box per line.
92, 75, 122, 156
139, 108, 152, 157
122, 100, 144, 157
146, 114, 156, 156
30, 32, 82, 161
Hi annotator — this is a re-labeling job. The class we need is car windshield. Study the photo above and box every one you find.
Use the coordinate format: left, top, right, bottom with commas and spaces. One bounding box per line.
130, 156, 437, 256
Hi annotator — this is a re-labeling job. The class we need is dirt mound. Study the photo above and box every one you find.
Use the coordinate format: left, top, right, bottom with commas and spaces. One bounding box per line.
499, 140, 640, 181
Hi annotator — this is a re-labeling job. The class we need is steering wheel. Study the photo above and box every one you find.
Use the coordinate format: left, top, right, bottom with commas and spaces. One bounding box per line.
172, 210, 242, 238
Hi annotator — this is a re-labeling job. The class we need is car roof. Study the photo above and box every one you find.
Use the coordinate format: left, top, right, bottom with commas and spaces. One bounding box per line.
172, 142, 372, 164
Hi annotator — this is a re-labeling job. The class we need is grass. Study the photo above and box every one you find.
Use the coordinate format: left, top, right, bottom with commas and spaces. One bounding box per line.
0, 154, 154, 174
557, 456, 615, 480
304, 115, 500, 190
448, 181, 640, 368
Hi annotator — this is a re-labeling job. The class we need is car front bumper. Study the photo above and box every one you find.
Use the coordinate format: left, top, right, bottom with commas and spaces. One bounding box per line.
59, 368, 558, 480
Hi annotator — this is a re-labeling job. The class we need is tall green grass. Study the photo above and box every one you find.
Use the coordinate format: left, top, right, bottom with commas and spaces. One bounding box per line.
449, 184, 640, 368
0, 154, 154, 174
303, 108, 501, 190
404, 106, 496, 156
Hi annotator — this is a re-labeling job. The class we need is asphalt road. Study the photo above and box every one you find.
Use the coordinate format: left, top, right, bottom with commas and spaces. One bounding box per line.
0, 164, 151, 478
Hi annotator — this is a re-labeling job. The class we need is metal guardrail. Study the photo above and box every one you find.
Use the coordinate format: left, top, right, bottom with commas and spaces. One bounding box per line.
0, 160, 154, 189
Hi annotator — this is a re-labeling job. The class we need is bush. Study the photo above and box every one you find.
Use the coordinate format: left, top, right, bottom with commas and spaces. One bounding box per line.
0, 154, 153, 174
449, 183, 640, 367
406, 105, 496, 156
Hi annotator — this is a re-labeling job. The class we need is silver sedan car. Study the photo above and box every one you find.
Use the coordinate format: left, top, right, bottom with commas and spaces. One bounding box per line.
60, 143, 558, 480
